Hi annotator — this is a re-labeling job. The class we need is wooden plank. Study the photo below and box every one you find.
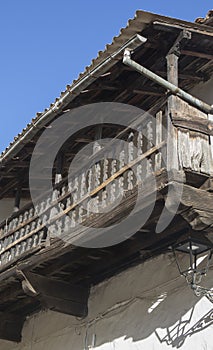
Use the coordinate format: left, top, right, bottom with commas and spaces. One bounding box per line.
181, 49, 213, 61
170, 95, 207, 119
177, 129, 191, 169
200, 133, 212, 174
133, 88, 164, 96
209, 114, 213, 175
170, 96, 212, 175
177, 128, 212, 175
155, 111, 163, 171
166, 182, 213, 231
171, 112, 213, 135
156, 70, 204, 82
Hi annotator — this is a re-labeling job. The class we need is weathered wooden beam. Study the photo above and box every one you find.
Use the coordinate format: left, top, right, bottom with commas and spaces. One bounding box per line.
153, 21, 213, 38
55, 152, 63, 184
156, 70, 205, 82
14, 187, 22, 212
166, 53, 179, 171
163, 182, 213, 231
0, 173, 15, 178
181, 49, 213, 61
17, 271, 89, 318
0, 312, 26, 342
133, 88, 165, 96
0, 160, 30, 168
171, 112, 213, 136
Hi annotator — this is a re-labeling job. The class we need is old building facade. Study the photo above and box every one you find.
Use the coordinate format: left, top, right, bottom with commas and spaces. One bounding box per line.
0, 10, 213, 350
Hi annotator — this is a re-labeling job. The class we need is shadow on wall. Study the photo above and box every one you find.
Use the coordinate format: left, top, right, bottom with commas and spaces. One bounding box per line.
155, 308, 213, 348
1, 255, 212, 350
85, 295, 213, 349
85, 255, 213, 349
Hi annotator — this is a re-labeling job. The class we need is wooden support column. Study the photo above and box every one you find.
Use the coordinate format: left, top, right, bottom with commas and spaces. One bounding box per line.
17, 270, 90, 318
166, 53, 179, 171
166, 30, 191, 171
14, 187, 22, 212
93, 125, 103, 154
55, 152, 63, 184
209, 114, 213, 175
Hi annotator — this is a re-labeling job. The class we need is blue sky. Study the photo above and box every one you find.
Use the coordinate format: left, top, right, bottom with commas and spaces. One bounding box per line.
0, 1, 212, 152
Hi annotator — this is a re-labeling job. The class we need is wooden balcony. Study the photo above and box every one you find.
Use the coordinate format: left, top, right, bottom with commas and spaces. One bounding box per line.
0, 96, 212, 343
0, 97, 212, 273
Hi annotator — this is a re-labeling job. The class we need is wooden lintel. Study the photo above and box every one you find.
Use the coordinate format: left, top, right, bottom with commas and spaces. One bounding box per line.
17, 271, 90, 318
171, 111, 213, 136
0, 312, 26, 342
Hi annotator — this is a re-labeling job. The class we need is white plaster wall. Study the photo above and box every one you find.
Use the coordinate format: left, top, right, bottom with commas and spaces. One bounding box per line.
0, 254, 212, 350
190, 77, 213, 105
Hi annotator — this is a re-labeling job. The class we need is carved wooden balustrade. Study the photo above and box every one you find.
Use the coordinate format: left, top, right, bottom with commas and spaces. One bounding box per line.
0, 98, 212, 270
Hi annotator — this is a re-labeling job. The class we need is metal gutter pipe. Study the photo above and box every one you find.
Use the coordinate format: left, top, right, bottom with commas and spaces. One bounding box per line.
123, 49, 213, 115
0, 35, 147, 164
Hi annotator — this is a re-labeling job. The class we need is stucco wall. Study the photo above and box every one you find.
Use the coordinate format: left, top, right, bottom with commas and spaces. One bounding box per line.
190, 77, 213, 105
0, 254, 212, 350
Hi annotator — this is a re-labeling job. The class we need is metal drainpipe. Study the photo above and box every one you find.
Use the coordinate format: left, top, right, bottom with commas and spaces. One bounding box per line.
123, 49, 213, 115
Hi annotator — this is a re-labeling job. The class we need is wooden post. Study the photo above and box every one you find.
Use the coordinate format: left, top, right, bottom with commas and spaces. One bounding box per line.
14, 187, 22, 212
93, 125, 102, 154
55, 152, 63, 184
209, 114, 213, 175
155, 111, 163, 171
166, 53, 179, 171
